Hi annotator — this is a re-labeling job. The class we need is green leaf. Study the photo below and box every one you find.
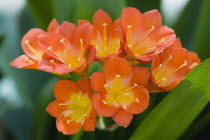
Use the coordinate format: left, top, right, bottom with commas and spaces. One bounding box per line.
74, 0, 126, 22
0, 36, 4, 46
127, 0, 161, 12
193, 0, 210, 61
27, 0, 54, 29
130, 58, 210, 140
173, 0, 202, 50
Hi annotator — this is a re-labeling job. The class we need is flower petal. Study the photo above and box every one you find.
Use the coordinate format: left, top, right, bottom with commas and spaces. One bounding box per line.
143, 10, 162, 30
90, 72, 106, 93
54, 80, 81, 101
121, 7, 143, 32
83, 109, 98, 132
59, 21, 76, 42
46, 100, 68, 118
21, 28, 45, 61
188, 51, 201, 70
171, 38, 182, 49
47, 19, 59, 32
10, 55, 37, 69
86, 46, 96, 68
77, 78, 92, 93
112, 109, 133, 128
78, 20, 90, 26
103, 57, 133, 82
126, 85, 149, 114
92, 92, 119, 117
131, 66, 151, 86
56, 114, 82, 135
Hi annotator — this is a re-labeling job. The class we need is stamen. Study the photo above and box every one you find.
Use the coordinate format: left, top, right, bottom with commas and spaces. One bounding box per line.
76, 120, 79, 123
134, 54, 140, 56
102, 100, 107, 104
24, 56, 29, 61
104, 46, 107, 51
50, 59, 57, 65
128, 44, 132, 48
67, 120, 71, 124
84, 114, 88, 117
159, 64, 162, 68
189, 62, 198, 69
161, 78, 167, 81
136, 98, 139, 103
47, 46, 52, 51
80, 39, 83, 45
104, 84, 107, 87
24, 40, 41, 59
127, 25, 132, 29
78, 58, 81, 61
68, 64, 72, 68
162, 38, 166, 42
102, 23, 108, 40
169, 55, 172, 60
134, 83, 138, 86
60, 38, 65, 43
115, 74, 121, 78
123, 104, 127, 110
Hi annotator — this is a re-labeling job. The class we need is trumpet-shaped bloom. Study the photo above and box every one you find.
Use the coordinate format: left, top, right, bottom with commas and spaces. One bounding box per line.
79, 10, 123, 61
46, 79, 97, 135
118, 7, 176, 63
149, 46, 190, 92
38, 22, 95, 74
10, 28, 45, 69
90, 57, 149, 127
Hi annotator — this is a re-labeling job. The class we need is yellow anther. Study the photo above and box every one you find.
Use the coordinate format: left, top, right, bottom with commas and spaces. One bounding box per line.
68, 64, 72, 68
60, 38, 65, 43
159, 64, 163, 68
134, 54, 140, 56
47, 46, 52, 51
162, 38, 166, 42
50, 60, 54, 63
24, 56, 29, 61
115, 74, 121, 78
128, 44, 132, 48
102, 100, 107, 104
127, 25, 132, 29
161, 78, 167, 81
134, 83, 138, 86
78, 58, 81, 61
104, 84, 107, 87
136, 98, 140, 103
123, 104, 127, 110
169, 55, 172, 60
67, 120, 71, 124
102, 23, 108, 26
80, 39, 83, 45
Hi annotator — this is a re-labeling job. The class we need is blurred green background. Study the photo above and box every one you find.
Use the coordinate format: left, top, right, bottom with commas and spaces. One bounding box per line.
0, 0, 210, 140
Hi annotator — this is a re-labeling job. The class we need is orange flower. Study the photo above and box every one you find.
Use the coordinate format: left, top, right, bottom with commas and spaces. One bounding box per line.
148, 46, 190, 92
90, 57, 149, 127
9, 19, 59, 70
118, 7, 176, 63
79, 9, 123, 61
10, 28, 45, 69
38, 22, 95, 75
46, 79, 97, 135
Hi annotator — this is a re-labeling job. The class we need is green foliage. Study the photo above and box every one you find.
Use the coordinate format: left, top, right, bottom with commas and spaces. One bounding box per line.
194, 0, 210, 61
130, 59, 210, 140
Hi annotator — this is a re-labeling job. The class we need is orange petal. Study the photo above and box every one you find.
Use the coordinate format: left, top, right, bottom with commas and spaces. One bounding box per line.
38, 32, 73, 62
90, 72, 106, 93
103, 57, 133, 82
143, 10, 162, 30
92, 92, 119, 117
131, 66, 151, 86
77, 78, 92, 93
78, 20, 90, 26
10, 55, 37, 69
188, 51, 201, 70
46, 100, 68, 118
71, 23, 93, 52
93, 9, 112, 36
47, 19, 59, 32
54, 80, 81, 101
83, 109, 97, 132
56, 114, 82, 135
112, 109, 133, 128
21, 28, 45, 61
121, 7, 143, 32
126, 85, 149, 114
59, 21, 76, 42
146, 78, 165, 93
171, 38, 182, 49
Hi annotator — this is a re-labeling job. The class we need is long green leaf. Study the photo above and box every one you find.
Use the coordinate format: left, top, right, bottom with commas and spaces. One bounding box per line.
130, 58, 210, 140
27, 0, 54, 29
194, 0, 210, 61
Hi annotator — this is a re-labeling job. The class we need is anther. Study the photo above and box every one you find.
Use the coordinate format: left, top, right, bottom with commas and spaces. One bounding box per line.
169, 55, 172, 60
102, 23, 108, 26
115, 75, 121, 78
128, 44, 132, 48
159, 64, 162, 68
80, 39, 83, 45
24, 56, 29, 61
60, 38, 65, 43
104, 84, 107, 87
76, 120, 79, 123
127, 25, 132, 29
161, 78, 167, 81
78, 58, 81, 61
134, 83, 138, 86
67, 120, 70, 124
102, 100, 107, 104
162, 38, 166, 42
123, 105, 127, 110
47, 46, 52, 51
68, 64, 72, 68
134, 54, 140, 56
136, 98, 140, 103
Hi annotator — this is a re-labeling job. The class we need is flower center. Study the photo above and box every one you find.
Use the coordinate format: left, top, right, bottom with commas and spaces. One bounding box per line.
59, 93, 92, 123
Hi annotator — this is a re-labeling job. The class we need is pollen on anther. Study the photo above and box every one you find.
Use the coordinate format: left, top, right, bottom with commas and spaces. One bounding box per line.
159, 64, 162, 68
169, 55, 172, 60
24, 56, 29, 61
102, 23, 108, 26
134, 83, 138, 86
78, 58, 81, 61
162, 38, 166, 42
136, 98, 140, 103
59, 103, 64, 106
67, 120, 70, 124
24, 40, 29, 44
102, 100, 107, 104
80, 39, 83, 45
123, 105, 127, 110
115, 74, 121, 78
127, 25, 132, 29
134, 54, 140, 56
162, 78, 167, 81
60, 38, 65, 43
47, 46, 52, 51
50, 60, 54, 63
104, 84, 107, 87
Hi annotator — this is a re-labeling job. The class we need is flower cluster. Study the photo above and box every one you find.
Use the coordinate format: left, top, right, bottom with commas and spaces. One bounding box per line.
10, 7, 200, 135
